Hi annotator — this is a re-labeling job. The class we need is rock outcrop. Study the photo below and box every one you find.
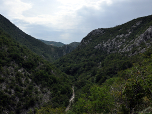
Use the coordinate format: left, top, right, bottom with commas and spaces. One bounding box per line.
93, 26, 152, 56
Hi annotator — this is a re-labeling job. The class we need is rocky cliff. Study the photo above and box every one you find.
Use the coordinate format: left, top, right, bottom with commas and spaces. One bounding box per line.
80, 15, 152, 56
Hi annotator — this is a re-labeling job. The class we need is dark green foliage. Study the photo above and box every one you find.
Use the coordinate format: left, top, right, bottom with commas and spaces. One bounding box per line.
0, 90, 15, 113
71, 85, 114, 114
53, 15, 152, 113
54, 14, 152, 86
0, 29, 72, 113
1, 14, 152, 114
69, 52, 152, 113
34, 70, 57, 86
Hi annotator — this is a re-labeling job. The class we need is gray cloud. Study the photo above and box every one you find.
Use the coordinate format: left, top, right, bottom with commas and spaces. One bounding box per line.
1, 0, 152, 44
13, 19, 84, 44
77, 0, 152, 30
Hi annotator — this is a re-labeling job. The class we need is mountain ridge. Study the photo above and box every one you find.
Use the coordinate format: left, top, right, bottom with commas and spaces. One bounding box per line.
79, 15, 152, 55
38, 39, 65, 47
0, 14, 79, 62
1, 14, 152, 113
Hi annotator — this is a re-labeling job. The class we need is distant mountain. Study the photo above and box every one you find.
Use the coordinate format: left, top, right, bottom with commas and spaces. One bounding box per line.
38, 39, 80, 53
0, 14, 78, 62
38, 39, 65, 47
68, 42, 80, 48
0, 29, 72, 113
38, 39, 80, 48
38, 38, 80, 56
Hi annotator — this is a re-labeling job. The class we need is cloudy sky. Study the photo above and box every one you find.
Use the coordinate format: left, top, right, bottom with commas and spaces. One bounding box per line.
0, 0, 152, 44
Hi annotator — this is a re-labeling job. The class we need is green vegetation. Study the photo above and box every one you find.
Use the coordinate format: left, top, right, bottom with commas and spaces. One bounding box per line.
0, 29, 72, 113
1, 14, 152, 113
53, 14, 152, 113
36, 105, 65, 114
67, 50, 152, 113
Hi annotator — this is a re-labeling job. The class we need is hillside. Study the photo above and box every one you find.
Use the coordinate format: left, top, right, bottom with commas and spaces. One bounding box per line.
0, 29, 72, 114
1, 13, 152, 113
69, 51, 152, 113
0, 14, 78, 62
54, 14, 152, 113
55, 14, 152, 81
68, 42, 80, 48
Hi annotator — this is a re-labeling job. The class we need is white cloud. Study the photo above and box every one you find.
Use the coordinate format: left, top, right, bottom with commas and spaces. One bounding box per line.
60, 33, 70, 40
2, 0, 32, 19
1, 0, 114, 30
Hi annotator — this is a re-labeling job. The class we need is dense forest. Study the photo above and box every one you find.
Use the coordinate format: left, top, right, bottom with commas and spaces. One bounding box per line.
0, 29, 72, 113
0, 14, 152, 113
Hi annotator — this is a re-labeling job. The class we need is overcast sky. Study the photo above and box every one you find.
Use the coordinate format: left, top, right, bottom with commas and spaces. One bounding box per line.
0, 0, 152, 44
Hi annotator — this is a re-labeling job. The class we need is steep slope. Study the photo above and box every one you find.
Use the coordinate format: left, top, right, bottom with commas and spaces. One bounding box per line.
0, 14, 77, 62
80, 15, 152, 56
54, 14, 152, 114
0, 29, 72, 114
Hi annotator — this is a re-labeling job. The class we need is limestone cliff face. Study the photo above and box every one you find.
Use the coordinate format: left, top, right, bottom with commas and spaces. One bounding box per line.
93, 26, 152, 56
119, 26, 152, 56
79, 16, 152, 56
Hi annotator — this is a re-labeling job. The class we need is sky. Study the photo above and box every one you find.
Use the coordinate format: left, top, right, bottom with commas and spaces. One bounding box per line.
0, 0, 152, 44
